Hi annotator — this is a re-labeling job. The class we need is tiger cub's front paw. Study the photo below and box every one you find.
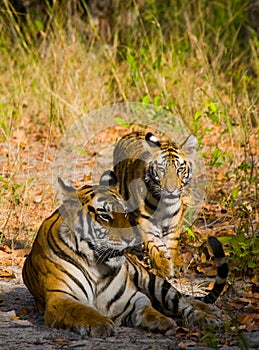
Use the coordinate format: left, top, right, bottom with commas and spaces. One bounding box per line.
150, 251, 174, 279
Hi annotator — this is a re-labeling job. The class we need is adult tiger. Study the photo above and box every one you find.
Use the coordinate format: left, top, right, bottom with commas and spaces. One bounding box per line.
113, 130, 197, 279
22, 171, 228, 337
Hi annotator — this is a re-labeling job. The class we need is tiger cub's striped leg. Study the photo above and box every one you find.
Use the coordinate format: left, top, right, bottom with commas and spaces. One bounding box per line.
44, 293, 116, 337
163, 195, 190, 270
138, 219, 174, 279
163, 227, 184, 270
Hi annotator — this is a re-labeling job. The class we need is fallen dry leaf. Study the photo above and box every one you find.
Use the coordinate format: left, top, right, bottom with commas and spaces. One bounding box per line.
178, 341, 196, 348
176, 277, 190, 284
238, 313, 259, 331
0, 245, 11, 253
53, 338, 68, 343
0, 269, 15, 278
10, 315, 20, 321
197, 264, 217, 277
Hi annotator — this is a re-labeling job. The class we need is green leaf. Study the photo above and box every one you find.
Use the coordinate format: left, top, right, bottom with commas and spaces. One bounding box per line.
1, 120, 12, 137
231, 187, 239, 200
34, 20, 44, 31
209, 102, 218, 113
114, 117, 131, 128
247, 261, 256, 268
186, 227, 195, 239
142, 95, 150, 105
194, 111, 202, 121
153, 96, 160, 106
76, 147, 87, 155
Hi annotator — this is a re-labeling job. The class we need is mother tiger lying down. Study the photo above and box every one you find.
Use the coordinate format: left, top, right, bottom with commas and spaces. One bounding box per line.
22, 171, 228, 337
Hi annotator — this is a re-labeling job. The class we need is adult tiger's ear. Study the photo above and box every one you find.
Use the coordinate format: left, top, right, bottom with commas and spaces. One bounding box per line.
58, 177, 81, 214
145, 132, 161, 148
99, 170, 118, 187
58, 178, 82, 236
58, 177, 76, 195
181, 134, 197, 158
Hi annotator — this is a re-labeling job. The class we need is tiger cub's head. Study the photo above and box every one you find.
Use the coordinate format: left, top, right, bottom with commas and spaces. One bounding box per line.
58, 171, 139, 262
144, 132, 197, 200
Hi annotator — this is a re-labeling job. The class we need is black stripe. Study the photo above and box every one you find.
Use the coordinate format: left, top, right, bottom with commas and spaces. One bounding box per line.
139, 213, 151, 220
119, 291, 138, 326
45, 255, 90, 300
148, 273, 160, 309
97, 266, 123, 295
46, 289, 81, 301
86, 212, 94, 240
47, 229, 94, 295
87, 205, 95, 214
201, 263, 228, 304
144, 197, 157, 211
75, 233, 80, 252
148, 243, 163, 253
131, 262, 139, 287
124, 170, 130, 201
46, 212, 60, 233
218, 261, 229, 278
161, 207, 181, 222
106, 275, 127, 310
161, 280, 171, 308
172, 291, 180, 314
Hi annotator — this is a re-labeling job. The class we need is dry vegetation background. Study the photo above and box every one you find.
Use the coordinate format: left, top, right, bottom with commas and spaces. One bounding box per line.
0, 0, 258, 348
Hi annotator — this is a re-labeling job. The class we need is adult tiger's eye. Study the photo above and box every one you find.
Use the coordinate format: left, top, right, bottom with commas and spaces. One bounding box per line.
99, 213, 112, 222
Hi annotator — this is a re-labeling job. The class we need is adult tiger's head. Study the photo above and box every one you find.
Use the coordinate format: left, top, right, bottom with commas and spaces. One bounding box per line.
58, 170, 139, 262
144, 132, 197, 200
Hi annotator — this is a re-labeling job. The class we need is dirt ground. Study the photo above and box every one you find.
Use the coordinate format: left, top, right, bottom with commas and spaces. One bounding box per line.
1, 265, 259, 350
0, 112, 258, 349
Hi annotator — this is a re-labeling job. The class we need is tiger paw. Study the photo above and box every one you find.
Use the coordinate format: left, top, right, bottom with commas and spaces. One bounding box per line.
141, 306, 177, 334
180, 298, 222, 327
151, 252, 174, 279
45, 300, 116, 337
74, 318, 116, 338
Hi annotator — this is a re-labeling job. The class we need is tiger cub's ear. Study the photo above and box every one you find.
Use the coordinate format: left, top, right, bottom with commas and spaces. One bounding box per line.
99, 170, 118, 187
145, 132, 161, 148
181, 134, 197, 158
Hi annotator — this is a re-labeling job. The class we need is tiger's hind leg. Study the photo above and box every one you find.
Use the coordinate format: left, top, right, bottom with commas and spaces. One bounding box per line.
120, 293, 176, 334
44, 293, 116, 337
139, 305, 177, 334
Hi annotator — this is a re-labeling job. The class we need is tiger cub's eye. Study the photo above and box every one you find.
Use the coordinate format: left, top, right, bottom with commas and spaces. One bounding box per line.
150, 167, 160, 181
157, 166, 165, 175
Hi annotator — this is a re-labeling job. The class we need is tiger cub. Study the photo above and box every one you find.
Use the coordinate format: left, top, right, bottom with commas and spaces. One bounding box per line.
113, 131, 197, 278
22, 171, 227, 337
